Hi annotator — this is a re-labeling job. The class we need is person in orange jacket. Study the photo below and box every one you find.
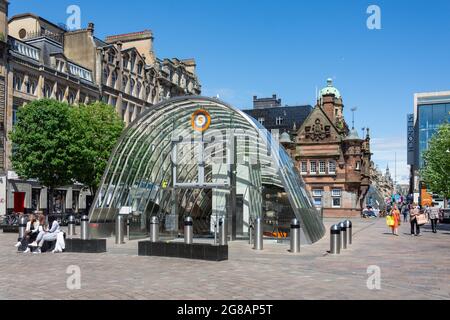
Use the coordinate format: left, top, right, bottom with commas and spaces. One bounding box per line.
390, 204, 401, 236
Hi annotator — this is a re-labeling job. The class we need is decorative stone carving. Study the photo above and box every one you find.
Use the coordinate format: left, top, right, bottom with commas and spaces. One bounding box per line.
305, 119, 330, 141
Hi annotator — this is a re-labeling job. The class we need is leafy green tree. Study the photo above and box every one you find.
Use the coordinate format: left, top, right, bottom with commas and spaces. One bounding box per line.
69, 102, 124, 195
421, 123, 450, 207
9, 99, 74, 213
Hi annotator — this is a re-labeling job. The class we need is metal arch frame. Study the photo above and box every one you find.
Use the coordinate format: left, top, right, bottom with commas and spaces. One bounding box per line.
89, 96, 326, 244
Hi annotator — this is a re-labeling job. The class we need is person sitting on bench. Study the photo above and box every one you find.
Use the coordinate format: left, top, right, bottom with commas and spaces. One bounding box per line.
16, 213, 41, 253
30, 215, 60, 254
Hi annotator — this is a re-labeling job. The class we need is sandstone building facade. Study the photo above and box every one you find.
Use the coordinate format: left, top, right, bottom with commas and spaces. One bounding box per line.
281, 80, 372, 217
0, 1, 201, 216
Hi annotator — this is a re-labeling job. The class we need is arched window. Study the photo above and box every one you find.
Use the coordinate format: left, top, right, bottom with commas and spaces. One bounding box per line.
130, 79, 135, 96
122, 76, 128, 91
43, 83, 52, 98
68, 91, 76, 105
136, 82, 142, 98
108, 51, 115, 64
103, 68, 110, 85
13, 74, 23, 92
111, 71, 118, 89
123, 54, 129, 69
137, 62, 143, 75
130, 54, 136, 72
56, 89, 64, 101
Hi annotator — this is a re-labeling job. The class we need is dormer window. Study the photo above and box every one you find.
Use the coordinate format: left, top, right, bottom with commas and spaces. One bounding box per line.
123, 55, 129, 69
130, 54, 136, 72
108, 52, 115, 64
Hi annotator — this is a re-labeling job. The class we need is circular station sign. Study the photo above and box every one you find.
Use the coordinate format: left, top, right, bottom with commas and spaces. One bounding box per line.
191, 109, 211, 132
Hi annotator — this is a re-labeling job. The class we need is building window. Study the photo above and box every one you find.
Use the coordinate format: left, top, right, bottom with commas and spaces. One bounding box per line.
123, 55, 129, 69
68, 92, 76, 105
312, 189, 323, 207
130, 54, 136, 72
276, 117, 283, 125
332, 189, 342, 208
258, 117, 265, 126
356, 161, 361, 171
301, 161, 307, 174
329, 161, 336, 174
103, 94, 109, 104
130, 79, 135, 96
310, 161, 317, 174
26, 80, 36, 95
319, 161, 326, 174
103, 68, 109, 85
56, 89, 64, 101
111, 96, 117, 107
12, 105, 19, 126
136, 82, 142, 98
111, 71, 117, 89
108, 52, 115, 64
13, 75, 23, 92
137, 62, 143, 75
122, 76, 128, 91
43, 84, 52, 98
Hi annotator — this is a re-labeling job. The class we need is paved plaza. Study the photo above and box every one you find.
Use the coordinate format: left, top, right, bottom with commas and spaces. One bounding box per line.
0, 218, 449, 300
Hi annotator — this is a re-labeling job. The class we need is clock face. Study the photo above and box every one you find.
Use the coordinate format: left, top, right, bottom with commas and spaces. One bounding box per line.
191, 109, 211, 132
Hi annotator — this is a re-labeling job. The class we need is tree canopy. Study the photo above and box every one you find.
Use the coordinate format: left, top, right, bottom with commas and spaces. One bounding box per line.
69, 102, 124, 195
421, 123, 450, 204
9, 99, 124, 197
9, 99, 74, 190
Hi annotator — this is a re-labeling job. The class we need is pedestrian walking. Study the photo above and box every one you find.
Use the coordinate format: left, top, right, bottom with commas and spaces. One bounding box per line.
410, 204, 421, 236
427, 203, 440, 233
390, 204, 401, 236
401, 203, 410, 223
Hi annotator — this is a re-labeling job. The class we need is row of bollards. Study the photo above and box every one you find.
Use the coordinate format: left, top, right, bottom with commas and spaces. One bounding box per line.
68, 214, 89, 240
142, 216, 301, 253
330, 220, 352, 255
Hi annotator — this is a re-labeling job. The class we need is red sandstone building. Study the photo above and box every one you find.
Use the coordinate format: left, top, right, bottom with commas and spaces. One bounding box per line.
283, 79, 372, 217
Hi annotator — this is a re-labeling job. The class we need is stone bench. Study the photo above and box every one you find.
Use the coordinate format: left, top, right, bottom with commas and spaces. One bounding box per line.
65, 238, 107, 253
138, 241, 228, 261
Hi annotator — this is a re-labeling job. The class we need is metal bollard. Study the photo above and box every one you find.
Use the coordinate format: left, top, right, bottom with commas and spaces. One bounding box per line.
254, 217, 263, 250
80, 215, 89, 240
248, 221, 254, 245
345, 220, 352, 245
68, 215, 75, 237
184, 216, 193, 244
290, 218, 300, 253
219, 217, 227, 246
18, 216, 27, 241
330, 224, 341, 254
115, 215, 125, 244
339, 221, 347, 250
150, 216, 159, 243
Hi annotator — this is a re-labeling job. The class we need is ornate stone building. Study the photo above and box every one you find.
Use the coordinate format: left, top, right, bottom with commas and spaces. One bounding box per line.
0, 1, 201, 215
282, 79, 372, 217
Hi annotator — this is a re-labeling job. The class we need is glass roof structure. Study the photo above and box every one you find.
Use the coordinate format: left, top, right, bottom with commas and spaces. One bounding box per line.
89, 96, 325, 244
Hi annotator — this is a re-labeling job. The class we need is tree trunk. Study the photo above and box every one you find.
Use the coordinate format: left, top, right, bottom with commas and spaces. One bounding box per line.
47, 188, 54, 216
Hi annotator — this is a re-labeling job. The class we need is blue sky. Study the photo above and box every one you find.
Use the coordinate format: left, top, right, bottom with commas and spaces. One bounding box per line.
9, 0, 450, 183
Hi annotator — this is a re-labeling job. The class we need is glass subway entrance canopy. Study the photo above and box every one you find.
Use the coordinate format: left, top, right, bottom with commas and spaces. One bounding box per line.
89, 96, 325, 244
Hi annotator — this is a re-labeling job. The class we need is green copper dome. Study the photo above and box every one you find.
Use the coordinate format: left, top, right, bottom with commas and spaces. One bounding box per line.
320, 78, 341, 99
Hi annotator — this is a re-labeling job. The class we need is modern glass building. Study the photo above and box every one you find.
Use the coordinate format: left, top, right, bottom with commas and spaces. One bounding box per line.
409, 91, 450, 202
88, 96, 325, 244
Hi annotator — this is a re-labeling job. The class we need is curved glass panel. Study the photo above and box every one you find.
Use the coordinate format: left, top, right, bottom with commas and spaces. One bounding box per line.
89, 96, 325, 244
